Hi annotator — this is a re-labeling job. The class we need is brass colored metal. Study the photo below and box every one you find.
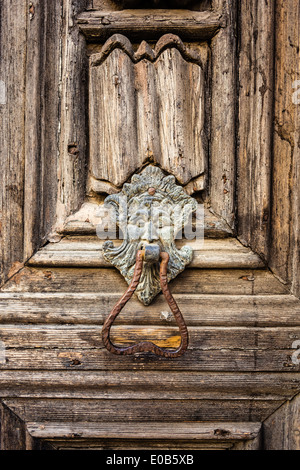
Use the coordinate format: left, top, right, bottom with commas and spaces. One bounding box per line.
102, 249, 189, 358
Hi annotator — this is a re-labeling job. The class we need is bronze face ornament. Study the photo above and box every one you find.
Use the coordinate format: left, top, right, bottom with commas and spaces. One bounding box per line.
101, 165, 197, 357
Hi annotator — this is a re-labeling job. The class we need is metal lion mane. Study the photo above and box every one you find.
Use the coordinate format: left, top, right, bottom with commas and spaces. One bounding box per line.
103, 166, 197, 305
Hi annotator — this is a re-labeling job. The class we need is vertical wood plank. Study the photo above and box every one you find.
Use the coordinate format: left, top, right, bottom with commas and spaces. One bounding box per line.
55, 0, 89, 232
210, 0, 237, 230
237, 0, 275, 261
156, 48, 206, 185
23, 0, 43, 259
24, 1, 64, 258
0, 0, 27, 286
269, 0, 300, 297
135, 58, 161, 164
90, 48, 139, 186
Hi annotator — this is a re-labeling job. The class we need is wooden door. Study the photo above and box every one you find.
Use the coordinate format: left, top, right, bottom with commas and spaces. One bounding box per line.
0, 0, 300, 450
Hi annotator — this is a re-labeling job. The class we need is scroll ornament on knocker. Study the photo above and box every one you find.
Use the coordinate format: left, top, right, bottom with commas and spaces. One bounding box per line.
101, 165, 197, 358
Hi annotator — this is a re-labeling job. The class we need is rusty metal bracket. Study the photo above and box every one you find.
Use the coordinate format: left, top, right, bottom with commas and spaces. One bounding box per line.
102, 248, 189, 358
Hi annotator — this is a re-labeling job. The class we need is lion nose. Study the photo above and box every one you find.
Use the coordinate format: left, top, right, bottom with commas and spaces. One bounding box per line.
147, 221, 158, 243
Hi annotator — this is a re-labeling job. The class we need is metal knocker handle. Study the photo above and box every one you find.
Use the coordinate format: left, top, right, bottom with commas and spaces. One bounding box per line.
102, 250, 189, 358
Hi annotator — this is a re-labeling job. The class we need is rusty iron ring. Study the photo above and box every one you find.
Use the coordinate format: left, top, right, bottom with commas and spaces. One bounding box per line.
101, 250, 189, 358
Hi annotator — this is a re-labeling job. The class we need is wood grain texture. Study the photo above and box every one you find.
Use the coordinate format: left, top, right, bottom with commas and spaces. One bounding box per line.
0, 0, 27, 286
237, 0, 275, 261
0, 0, 299, 450
78, 10, 222, 41
89, 39, 207, 187
1, 371, 299, 400
0, 347, 297, 373
24, 1, 64, 259
270, 0, 300, 300
263, 392, 300, 450
27, 237, 265, 269
0, 267, 288, 295
231, 430, 262, 450
0, 294, 298, 327
3, 397, 283, 423
54, 0, 89, 234
210, 0, 236, 229
0, 324, 299, 352
0, 402, 36, 451
26, 421, 261, 442
0, 319, 298, 373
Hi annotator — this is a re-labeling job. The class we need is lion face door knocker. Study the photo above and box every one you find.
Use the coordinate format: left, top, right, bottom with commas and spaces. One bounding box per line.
101, 165, 197, 358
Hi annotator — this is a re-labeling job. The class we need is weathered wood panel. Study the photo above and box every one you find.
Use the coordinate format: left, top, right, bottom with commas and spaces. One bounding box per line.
237, 0, 275, 261
210, 0, 236, 229
27, 248, 264, 268
24, 1, 63, 259
27, 421, 261, 442
24, 1, 64, 258
0, 325, 299, 353
1, 371, 299, 400
1, 267, 288, 295
0, 402, 35, 451
89, 41, 206, 187
263, 392, 300, 450
0, 294, 298, 327
54, 0, 89, 235
3, 398, 283, 423
0, 347, 297, 373
0, 0, 298, 451
90, 47, 137, 187
0, 0, 27, 286
270, 0, 300, 300
77, 10, 222, 41
155, 47, 206, 184
231, 431, 262, 450
27, 237, 265, 269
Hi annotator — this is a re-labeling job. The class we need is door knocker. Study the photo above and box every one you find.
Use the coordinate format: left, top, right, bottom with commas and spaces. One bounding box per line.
101, 165, 197, 357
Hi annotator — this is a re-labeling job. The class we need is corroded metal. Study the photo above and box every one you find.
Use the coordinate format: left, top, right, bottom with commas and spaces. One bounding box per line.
103, 166, 197, 305
102, 249, 189, 358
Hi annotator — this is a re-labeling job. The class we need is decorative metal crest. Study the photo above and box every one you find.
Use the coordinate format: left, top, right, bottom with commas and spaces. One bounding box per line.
103, 166, 197, 305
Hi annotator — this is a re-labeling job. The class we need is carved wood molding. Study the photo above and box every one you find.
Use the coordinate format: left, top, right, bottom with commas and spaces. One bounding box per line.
89, 34, 208, 188
77, 10, 223, 41
91, 33, 203, 66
